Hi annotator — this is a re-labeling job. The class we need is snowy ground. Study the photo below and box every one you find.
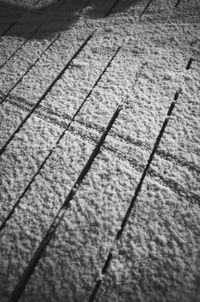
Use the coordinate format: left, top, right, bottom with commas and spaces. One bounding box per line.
0, 0, 200, 301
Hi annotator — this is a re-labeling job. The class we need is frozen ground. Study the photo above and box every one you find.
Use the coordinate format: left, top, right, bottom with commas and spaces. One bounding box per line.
0, 0, 199, 301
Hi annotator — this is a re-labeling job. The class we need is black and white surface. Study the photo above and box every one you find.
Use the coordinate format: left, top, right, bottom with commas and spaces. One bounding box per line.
0, 0, 200, 301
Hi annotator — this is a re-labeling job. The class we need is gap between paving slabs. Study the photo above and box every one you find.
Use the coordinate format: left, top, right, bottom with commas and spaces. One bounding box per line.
0, 32, 127, 233
138, 0, 184, 24
11, 56, 192, 301
88, 57, 193, 302
0, 0, 195, 300
0, 0, 168, 111
0, 7, 194, 224
0, 0, 118, 41
2, 30, 87, 122
0, 33, 60, 104
0, 31, 95, 156
0, 4, 53, 68
0, 26, 191, 266
4, 41, 148, 299
3, 62, 150, 300
4, 54, 188, 301
0, 43, 121, 231
0, 0, 153, 107
7, 103, 123, 302
0, 49, 145, 232
0, 30, 98, 223
17, 142, 142, 302
6, 51, 196, 179
0, 0, 115, 100
116, 0, 159, 18
139, 0, 154, 17
0, 23, 95, 105
0, 34, 127, 299
88, 0, 154, 19
2, 40, 186, 228
88, 91, 180, 302
0, 0, 41, 37
0, 0, 69, 38
175, 0, 182, 8
0, 0, 132, 151
0, 25, 41, 70
0, 0, 92, 69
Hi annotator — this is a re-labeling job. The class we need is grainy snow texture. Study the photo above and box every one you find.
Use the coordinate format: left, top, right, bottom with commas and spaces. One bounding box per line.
0, 0, 200, 301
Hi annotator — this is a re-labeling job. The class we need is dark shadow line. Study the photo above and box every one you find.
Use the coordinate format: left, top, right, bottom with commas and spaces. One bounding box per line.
0, 32, 94, 157
7, 95, 200, 206
104, 0, 122, 17
0, 33, 59, 105
175, 0, 182, 8
0, 0, 41, 38
140, 0, 154, 17
0, 24, 41, 70
116, 90, 180, 239
1, 20, 17, 37
88, 90, 182, 302
88, 58, 194, 300
186, 57, 193, 70
8, 105, 121, 302
89, 281, 102, 302
89, 253, 113, 302
0, 45, 121, 232
0, 0, 93, 40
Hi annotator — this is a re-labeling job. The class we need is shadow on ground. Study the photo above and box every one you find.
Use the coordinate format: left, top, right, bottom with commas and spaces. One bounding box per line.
0, 0, 142, 39
1, 0, 199, 39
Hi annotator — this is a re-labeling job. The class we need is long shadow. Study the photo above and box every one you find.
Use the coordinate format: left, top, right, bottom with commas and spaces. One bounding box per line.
0, 0, 143, 39
0, 0, 81, 39
88, 0, 143, 18
0, 0, 199, 39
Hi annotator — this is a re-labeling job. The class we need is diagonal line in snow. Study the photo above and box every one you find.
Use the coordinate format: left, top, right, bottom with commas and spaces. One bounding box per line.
7, 105, 122, 302
116, 91, 180, 239
7, 57, 199, 177
0, 24, 41, 70
0, 21, 18, 38
88, 89, 181, 302
0, 32, 60, 105
104, 0, 122, 17
88, 56, 195, 301
0, 32, 94, 157
0, 0, 78, 74
186, 57, 194, 70
3, 54, 198, 205
140, 0, 155, 17
88, 252, 113, 302
175, 0, 182, 8
9, 97, 198, 204
0, 0, 41, 38
0, 45, 121, 232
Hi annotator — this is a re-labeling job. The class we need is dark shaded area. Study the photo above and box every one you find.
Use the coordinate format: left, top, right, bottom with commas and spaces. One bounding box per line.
0, 0, 142, 39
0, 0, 81, 38
0, 0, 199, 39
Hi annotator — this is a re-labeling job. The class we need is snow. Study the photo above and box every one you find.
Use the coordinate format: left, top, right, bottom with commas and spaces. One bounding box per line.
97, 179, 200, 302
0, 0, 199, 301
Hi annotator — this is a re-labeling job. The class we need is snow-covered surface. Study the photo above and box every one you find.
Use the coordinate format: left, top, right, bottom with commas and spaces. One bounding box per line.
0, 0, 199, 301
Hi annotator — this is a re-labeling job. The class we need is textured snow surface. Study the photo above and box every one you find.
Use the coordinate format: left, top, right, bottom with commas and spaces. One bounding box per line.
0, 0, 200, 301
